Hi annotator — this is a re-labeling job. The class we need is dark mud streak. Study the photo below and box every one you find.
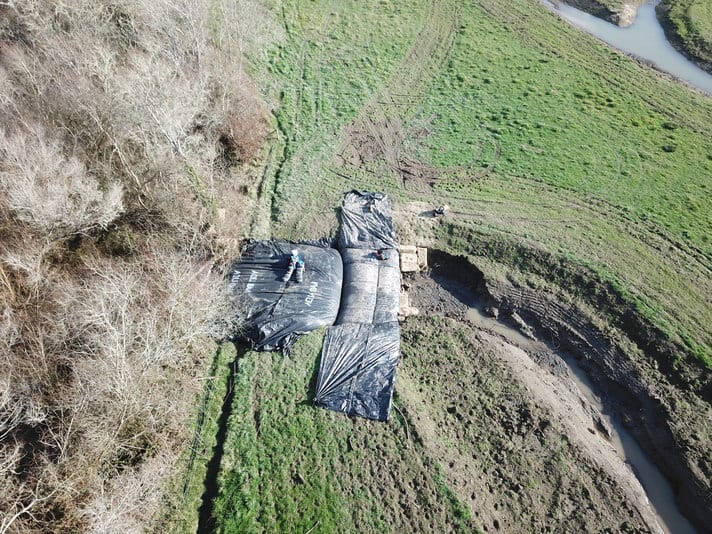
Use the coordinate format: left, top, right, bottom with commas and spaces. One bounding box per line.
265, 108, 289, 225
196, 350, 241, 534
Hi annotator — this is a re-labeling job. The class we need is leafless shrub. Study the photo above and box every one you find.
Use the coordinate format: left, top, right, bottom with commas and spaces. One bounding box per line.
0, 0, 269, 531
82, 451, 174, 534
0, 129, 124, 236
0, 237, 56, 294
0, 373, 53, 534
56, 251, 231, 528
224, 84, 271, 164
1, 0, 271, 202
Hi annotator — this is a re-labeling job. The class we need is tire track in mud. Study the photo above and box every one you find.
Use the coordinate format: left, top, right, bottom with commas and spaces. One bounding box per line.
448, 173, 712, 356
336, 0, 464, 190
397, 316, 666, 533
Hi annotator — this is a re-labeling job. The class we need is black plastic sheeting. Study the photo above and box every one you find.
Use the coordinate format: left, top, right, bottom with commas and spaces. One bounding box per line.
314, 191, 401, 421
228, 240, 343, 351
337, 248, 400, 325
338, 191, 398, 250
313, 322, 399, 420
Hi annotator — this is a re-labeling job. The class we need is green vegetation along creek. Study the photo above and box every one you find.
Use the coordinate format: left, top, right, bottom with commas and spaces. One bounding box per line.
658, 0, 712, 70
192, 0, 712, 532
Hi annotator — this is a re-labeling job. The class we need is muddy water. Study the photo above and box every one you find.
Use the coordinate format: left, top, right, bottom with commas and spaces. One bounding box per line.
465, 304, 697, 534
541, 0, 712, 95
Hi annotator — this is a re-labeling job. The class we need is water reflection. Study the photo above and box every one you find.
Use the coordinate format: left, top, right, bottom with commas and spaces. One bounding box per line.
542, 0, 712, 95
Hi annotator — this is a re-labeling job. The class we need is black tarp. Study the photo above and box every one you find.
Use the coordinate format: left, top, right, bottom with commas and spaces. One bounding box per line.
228, 240, 343, 351
313, 322, 400, 421
337, 247, 400, 325
338, 191, 398, 250
314, 191, 401, 421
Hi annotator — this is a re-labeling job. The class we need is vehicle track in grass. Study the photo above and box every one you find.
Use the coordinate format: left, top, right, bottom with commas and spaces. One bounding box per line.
434, 173, 712, 353
271, 0, 462, 237
336, 0, 502, 192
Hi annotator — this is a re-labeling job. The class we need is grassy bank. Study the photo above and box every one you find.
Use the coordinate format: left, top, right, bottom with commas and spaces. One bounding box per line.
563, 0, 625, 20
658, 0, 712, 71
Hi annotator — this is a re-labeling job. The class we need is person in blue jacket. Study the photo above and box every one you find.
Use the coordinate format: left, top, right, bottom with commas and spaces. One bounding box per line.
283, 249, 305, 283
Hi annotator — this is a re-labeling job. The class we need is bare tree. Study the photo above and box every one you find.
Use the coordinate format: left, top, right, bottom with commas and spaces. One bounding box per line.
0, 0, 267, 531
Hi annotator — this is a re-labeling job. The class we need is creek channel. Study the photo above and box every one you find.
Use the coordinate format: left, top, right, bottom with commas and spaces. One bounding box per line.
415, 266, 697, 534
541, 0, 712, 95
465, 305, 695, 534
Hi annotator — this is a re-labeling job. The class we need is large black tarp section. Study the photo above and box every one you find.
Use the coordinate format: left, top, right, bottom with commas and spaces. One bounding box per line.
313, 322, 399, 421
338, 191, 398, 250
228, 240, 343, 351
337, 248, 400, 325
314, 191, 401, 421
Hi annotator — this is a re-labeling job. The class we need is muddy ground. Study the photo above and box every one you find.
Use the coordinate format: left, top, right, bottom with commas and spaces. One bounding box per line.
399, 275, 658, 532
396, 253, 709, 533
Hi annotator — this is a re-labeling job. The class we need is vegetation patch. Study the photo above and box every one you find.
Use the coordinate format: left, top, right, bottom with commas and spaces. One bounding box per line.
658, 0, 712, 72
0, 1, 266, 531
211, 331, 479, 533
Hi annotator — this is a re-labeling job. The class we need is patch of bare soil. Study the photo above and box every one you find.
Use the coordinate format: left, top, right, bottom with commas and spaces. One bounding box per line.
399, 250, 710, 532
617, 2, 642, 27
338, 111, 500, 192
334, 0, 499, 192
398, 314, 662, 533
338, 113, 441, 192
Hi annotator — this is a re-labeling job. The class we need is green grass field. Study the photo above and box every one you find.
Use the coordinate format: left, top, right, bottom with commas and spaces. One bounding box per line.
209, 331, 478, 533
204, 0, 712, 531
255, 0, 711, 367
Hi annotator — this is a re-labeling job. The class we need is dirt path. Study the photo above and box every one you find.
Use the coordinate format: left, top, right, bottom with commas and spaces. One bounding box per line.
489, 333, 663, 533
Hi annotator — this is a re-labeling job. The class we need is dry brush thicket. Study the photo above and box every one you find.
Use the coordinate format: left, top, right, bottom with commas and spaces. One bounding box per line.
0, 1, 270, 531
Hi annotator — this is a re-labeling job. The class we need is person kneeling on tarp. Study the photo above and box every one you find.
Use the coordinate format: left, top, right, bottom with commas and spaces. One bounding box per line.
375, 249, 390, 261
282, 249, 305, 283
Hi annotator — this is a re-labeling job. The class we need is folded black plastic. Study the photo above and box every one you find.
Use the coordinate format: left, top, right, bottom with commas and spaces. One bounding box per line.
313, 322, 400, 421
228, 240, 343, 351
338, 190, 398, 250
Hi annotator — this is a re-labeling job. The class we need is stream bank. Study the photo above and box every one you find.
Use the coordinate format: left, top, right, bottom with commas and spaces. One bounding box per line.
542, 0, 712, 94
403, 248, 708, 532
